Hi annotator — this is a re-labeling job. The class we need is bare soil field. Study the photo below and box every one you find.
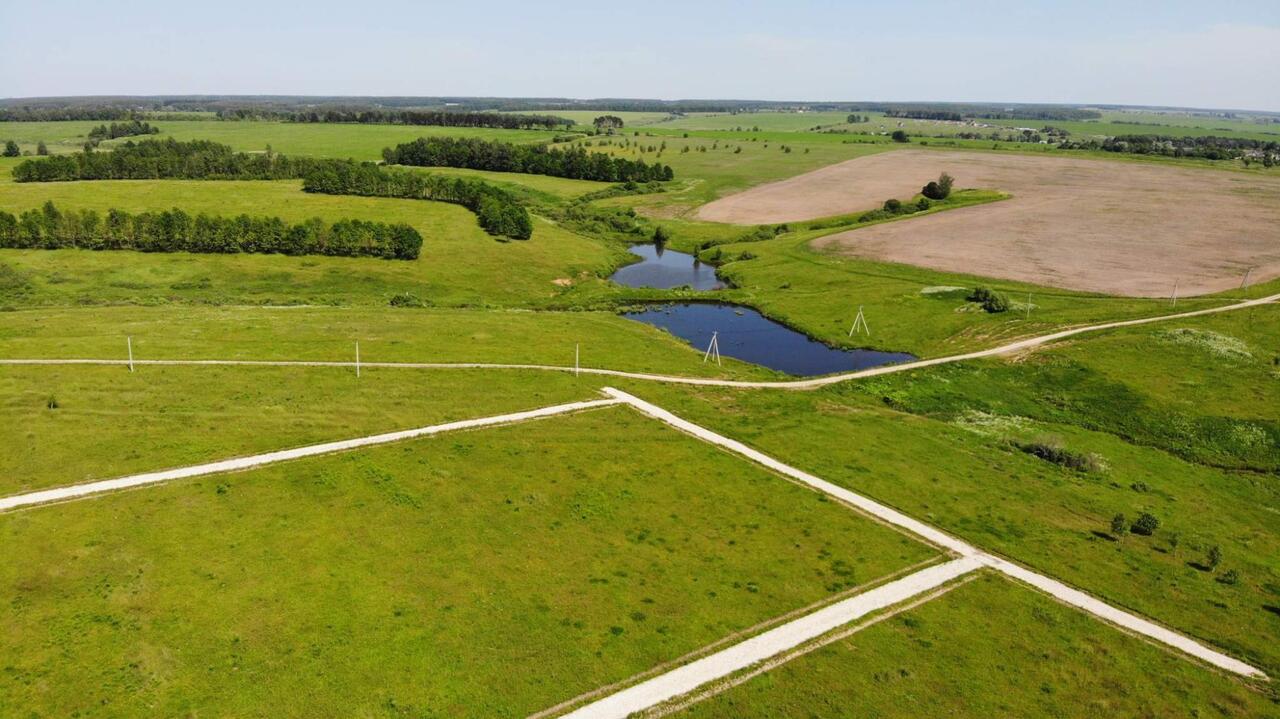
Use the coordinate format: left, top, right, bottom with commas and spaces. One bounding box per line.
700, 150, 1280, 296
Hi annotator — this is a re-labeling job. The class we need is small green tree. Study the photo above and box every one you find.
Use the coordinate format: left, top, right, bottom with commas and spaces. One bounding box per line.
2, 140, 19, 157
1207, 545, 1223, 570
883, 198, 902, 213
36, 140, 48, 156
1110, 513, 1127, 537
1131, 512, 1159, 536
938, 172, 954, 197
652, 226, 671, 244
891, 130, 909, 143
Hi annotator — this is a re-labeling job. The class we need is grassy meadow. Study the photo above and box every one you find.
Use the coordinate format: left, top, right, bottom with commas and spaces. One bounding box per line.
675, 574, 1278, 718
0, 405, 935, 717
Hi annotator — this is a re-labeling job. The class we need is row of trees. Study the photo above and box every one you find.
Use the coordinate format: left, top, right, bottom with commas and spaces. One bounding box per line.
302, 161, 533, 240
11, 139, 329, 182
382, 137, 674, 183
1058, 134, 1280, 163
886, 110, 964, 122
0, 201, 422, 259
215, 107, 573, 130
87, 120, 160, 143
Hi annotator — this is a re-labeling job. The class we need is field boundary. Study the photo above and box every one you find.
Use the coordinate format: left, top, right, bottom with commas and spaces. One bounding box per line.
2, 291, 1275, 390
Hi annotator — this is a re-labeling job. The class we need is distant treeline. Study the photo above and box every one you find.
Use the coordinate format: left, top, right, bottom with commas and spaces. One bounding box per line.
853, 103, 1102, 122
215, 107, 574, 130
12, 138, 328, 182
0, 106, 143, 122
383, 137, 674, 183
1058, 134, 1280, 162
0, 201, 422, 259
886, 110, 964, 122
87, 120, 160, 143
303, 161, 533, 240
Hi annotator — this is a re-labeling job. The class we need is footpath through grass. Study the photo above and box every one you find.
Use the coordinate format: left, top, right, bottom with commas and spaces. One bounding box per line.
675, 575, 1278, 718
0, 406, 935, 718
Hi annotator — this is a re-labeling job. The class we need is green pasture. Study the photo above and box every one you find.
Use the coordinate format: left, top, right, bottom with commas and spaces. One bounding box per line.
0, 404, 934, 718
617, 304, 1280, 676
676, 574, 1277, 718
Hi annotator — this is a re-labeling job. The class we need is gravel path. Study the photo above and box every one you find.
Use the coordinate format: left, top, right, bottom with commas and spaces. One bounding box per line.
559, 557, 985, 719
2, 292, 1275, 390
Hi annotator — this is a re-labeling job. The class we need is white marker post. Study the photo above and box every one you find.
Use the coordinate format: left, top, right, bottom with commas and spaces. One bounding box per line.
848, 306, 870, 337
127, 336, 134, 373
702, 331, 722, 366
1171, 280, 1178, 308
355, 341, 361, 378
1026, 293, 1032, 320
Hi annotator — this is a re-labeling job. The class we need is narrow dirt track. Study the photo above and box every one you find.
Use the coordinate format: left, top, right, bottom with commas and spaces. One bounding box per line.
3, 292, 1275, 389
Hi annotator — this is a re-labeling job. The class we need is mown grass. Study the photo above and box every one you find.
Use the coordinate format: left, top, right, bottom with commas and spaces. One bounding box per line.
0, 406, 935, 718
0, 364, 601, 495
675, 574, 1278, 718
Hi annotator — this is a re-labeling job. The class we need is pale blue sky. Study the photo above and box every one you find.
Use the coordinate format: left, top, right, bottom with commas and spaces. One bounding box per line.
3, 0, 1277, 110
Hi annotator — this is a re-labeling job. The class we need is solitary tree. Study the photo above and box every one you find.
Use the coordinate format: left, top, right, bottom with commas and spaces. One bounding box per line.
891, 130, 909, 143
36, 140, 48, 156
2, 140, 19, 157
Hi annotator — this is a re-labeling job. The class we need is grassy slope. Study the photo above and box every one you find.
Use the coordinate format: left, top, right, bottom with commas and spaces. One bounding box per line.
0, 406, 934, 718
676, 575, 1278, 718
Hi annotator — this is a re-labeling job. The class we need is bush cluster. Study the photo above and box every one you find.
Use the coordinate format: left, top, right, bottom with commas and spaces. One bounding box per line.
302, 161, 532, 240
921, 172, 954, 200
0, 201, 421, 260
382, 137, 673, 183
87, 120, 160, 145
968, 286, 1009, 313
1017, 437, 1104, 472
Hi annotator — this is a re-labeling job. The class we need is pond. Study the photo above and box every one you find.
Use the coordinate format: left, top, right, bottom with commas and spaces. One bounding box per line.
621, 303, 917, 377
609, 244, 725, 290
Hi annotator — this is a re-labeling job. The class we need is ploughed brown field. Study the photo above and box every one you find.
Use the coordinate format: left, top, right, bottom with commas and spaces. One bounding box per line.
698, 150, 1280, 297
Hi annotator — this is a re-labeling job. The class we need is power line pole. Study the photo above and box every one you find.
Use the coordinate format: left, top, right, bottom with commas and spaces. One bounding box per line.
355, 341, 361, 378
127, 336, 134, 373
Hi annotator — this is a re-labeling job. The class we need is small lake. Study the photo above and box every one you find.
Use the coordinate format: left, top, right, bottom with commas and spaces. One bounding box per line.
609, 244, 725, 290
622, 303, 917, 376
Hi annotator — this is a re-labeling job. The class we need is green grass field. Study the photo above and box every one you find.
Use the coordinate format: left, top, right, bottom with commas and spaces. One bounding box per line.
675, 574, 1277, 718
616, 305, 1280, 676
0, 405, 934, 717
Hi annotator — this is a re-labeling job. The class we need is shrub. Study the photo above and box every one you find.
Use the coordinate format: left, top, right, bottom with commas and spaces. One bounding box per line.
46, 395, 59, 409
891, 130, 909, 143
36, 141, 48, 156
968, 286, 1009, 313
1017, 436, 1104, 472
1219, 569, 1240, 585
1130, 512, 1160, 536
1110, 513, 1127, 536
883, 198, 902, 212
2, 140, 18, 157
1207, 545, 1222, 570
388, 292, 425, 307
915, 197, 930, 211
922, 172, 955, 200
652, 226, 671, 244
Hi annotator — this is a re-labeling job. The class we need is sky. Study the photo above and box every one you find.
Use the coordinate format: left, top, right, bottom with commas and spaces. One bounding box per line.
2, 0, 1278, 111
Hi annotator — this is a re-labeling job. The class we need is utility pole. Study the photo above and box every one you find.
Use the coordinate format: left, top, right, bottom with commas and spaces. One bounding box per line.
127, 336, 134, 373
355, 341, 361, 378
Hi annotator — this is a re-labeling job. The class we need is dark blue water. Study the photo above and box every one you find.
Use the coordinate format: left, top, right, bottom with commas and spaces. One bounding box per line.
622, 303, 917, 376
609, 244, 724, 290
